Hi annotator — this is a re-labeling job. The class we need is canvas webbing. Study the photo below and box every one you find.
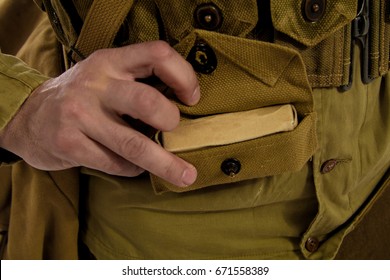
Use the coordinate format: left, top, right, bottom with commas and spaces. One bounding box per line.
71, 0, 134, 62
41, 0, 388, 87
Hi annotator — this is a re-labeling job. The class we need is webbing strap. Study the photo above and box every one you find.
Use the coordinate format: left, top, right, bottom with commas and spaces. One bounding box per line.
71, 0, 134, 62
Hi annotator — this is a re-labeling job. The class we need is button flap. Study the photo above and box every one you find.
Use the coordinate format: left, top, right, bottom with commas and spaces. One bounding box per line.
271, 0, 357, 47
194, 30, 300, 87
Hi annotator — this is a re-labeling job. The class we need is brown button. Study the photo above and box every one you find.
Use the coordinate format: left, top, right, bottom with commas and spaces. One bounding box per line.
187, 42, 217, 74
194, 3, 223, 30
221, 158, 241, 177
305, 237, 320, 253
303, 0, 326, 22
321, 159, 338, 174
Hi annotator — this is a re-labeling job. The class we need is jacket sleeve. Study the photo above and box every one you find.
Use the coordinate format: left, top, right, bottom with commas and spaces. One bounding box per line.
0, 52, 49, 131
0, 52, 49, 163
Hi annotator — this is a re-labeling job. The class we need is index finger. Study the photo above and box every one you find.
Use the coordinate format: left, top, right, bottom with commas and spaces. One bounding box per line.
83, 115, 198, 187
104, 41, 200, 106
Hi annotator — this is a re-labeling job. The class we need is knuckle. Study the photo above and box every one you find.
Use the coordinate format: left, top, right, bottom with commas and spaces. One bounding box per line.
148, 41, 174, 60
131, 88, 160, 118
87, 48, 109, 62
164, 106, 180, 131
69, 63, 101, 90
129, 85, 180, 130
118, 134, 148, 161
100, 159, 127, 175
104, 160, 144, 177
132, 166, 146, 176
79, 49, 113, 78
162, 159, 176, 179
160, 158, 182, 183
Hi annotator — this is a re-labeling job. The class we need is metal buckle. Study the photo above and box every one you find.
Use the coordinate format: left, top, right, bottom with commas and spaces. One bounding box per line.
340, 0, 373, 91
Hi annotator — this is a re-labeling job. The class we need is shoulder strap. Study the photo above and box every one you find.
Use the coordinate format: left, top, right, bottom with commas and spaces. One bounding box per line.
71, 0, 134, 62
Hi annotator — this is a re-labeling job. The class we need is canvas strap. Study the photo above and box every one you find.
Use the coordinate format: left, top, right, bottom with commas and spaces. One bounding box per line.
70, 0, 134, 62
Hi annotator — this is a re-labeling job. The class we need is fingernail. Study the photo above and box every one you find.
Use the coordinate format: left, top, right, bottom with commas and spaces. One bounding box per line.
189, 86, 200, 106
181, 165, 197, 187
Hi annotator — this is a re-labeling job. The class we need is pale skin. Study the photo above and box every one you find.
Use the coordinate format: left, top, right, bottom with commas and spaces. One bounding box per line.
0, 41, 201, 187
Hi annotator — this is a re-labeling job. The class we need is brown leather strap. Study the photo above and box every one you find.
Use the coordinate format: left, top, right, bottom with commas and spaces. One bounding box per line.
71, 0, 134, 62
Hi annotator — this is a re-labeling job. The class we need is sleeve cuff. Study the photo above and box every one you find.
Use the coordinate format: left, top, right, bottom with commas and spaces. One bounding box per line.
0, 53, 50, 131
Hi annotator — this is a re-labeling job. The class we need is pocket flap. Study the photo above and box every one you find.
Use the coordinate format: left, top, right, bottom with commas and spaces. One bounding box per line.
174, 30, 314, 117
271, 0, 357, 47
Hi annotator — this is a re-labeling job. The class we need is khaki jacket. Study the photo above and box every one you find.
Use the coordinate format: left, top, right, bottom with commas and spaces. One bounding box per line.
0, 0, 79, 259
0, 0, 389, 259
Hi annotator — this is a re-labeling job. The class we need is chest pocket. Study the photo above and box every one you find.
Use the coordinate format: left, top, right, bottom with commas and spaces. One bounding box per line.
154, 0, 258, 42
271, 0, 357, 47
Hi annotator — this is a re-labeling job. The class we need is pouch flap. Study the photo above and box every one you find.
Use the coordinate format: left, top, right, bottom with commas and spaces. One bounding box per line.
154, 0, 258, 41
271, 0, 357, 47
174, 30, 314, 117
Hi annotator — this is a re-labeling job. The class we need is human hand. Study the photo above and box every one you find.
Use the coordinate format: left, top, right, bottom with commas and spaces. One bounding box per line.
0, 41, 200, 187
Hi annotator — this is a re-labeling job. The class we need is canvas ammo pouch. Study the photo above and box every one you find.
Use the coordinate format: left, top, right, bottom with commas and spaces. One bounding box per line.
150, 30, 317, 193
37, 0, 389, 194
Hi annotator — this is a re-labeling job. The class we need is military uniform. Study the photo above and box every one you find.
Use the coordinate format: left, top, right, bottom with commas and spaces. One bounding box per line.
0, 0, 389, 259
